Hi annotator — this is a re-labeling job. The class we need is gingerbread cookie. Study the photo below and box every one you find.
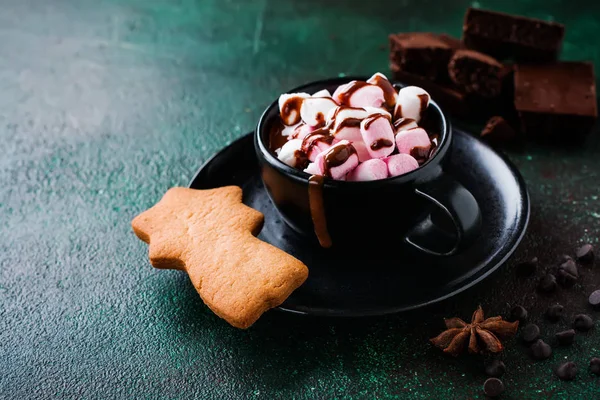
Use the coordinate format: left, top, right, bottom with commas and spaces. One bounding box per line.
132, 186, 308, 328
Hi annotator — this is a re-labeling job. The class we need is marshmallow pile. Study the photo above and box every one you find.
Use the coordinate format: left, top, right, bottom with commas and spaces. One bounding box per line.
275, 72, 433, 181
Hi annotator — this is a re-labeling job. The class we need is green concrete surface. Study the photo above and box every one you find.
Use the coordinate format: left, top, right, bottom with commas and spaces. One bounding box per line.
2, 0, 600, 399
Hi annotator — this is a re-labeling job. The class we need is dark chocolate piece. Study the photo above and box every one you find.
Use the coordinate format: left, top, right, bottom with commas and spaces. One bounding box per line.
576, 244, 595, 265
448, 49, 503, 98
530, 339, 552, 360
545, 304, 564, 322
557, 259, 578, 287
538, 273, 557, 293
389, 33, 458, 82
483, 378, 504, 397
556, 362, 577, 381
509, 305, 528, 323
590, 358, 600, 376
573, 314, 594, 332
481, 116, 517, 143
514, 62, 598, 140
389, 66, 470, 117
589, 290, 600, 309
462, 8, 565, 63
521, 323, 540, 343
484, 359, 506, 378
515, 257, 537, 276
555, 329, 575, 346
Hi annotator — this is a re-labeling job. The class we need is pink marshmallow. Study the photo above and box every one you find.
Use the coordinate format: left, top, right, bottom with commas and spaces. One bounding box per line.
301, 129, 334, 161
384, 154, 419, 177
346, 159, 388, 181
290, 123, 315, 140
350, 141, 372, 163
395, 128, 431, 157
314, 140, 359, 180
360, 115, 395, 159
332, 81, 385, 108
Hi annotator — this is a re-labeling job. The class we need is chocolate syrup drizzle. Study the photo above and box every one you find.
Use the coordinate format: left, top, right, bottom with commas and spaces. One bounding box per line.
368, 74, 397, 108
308, 175, 332, 248
371, 139, 393, 151
280, 96, 304, 125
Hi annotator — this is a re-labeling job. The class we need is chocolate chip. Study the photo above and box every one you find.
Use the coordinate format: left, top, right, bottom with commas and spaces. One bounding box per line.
484, 359, 506, 377
509, 305, 528, 322
589, 290, 600, 309
545, 304, 564, 322
538, 273, 557, 293
483, 378, 505, 397
556, 361, 577, 380
576, 244, 594, 265
555, 329, 576, 346
590, 358, 600, 376
516, 257, 538, 276
521, 323, 541, 343
573, 314, 594, 331
557, 259, 578, 287
531, 339, 552, 360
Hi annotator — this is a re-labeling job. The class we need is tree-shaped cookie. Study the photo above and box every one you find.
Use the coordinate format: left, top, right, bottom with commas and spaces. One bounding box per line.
132, 186, 308, 328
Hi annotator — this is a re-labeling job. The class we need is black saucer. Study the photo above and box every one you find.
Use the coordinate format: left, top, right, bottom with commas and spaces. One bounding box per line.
189, 128, 530, 317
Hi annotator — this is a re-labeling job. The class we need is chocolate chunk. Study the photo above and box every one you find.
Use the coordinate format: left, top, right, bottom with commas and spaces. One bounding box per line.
556, 361, 577, 381
573, 314, 594, 332
484, 359, 506, 378
516, 257, 538, 277
530, 339, 552, 360
521, 323, 540, 343
483, 378, 504, 397
514, 62, 598, 141
509, 305, 528, 323
557, 259, 578, 287
546, 304, 564, 322
576, 244, 595, 265
389, 66, 470, 117
590, 358, 600, 376
389, 33, 459, 83
481, 116, 517, 144
589, 290, 600, 309
448, 49, 504, 98
555, 329, 575, 346
538, 273, 557, 293
462, 8, 565, 63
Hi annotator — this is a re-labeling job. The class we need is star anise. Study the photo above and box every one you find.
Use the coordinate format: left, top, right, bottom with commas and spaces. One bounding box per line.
430, 306, 519, 356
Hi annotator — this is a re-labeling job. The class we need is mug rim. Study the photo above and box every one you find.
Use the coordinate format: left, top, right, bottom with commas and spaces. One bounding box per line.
255, 76, 451, 188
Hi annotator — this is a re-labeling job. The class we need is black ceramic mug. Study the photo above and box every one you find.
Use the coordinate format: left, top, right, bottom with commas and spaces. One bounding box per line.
255, 77, 481, 256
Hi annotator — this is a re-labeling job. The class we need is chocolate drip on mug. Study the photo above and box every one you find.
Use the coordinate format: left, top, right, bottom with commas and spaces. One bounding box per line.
371, 139, 393, 151
308, 175, 332, 248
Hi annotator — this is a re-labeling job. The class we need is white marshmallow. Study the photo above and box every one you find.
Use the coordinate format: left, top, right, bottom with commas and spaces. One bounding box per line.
277, 139, 304, 167
300, 97, 338, 127
394, 86, 430, 122
281, 122, 301, 137
393, 118, 418, 134
332, 107, 369, 132
279, 93, 310, 125
364, 106, 392, 120
313, 89, 332, 98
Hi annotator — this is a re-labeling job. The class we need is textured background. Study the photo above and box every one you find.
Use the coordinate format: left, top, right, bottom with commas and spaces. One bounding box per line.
1, 0, 599, 399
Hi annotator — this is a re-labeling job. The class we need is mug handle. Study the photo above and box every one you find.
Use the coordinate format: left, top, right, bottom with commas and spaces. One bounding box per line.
404, 173, 481, 256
